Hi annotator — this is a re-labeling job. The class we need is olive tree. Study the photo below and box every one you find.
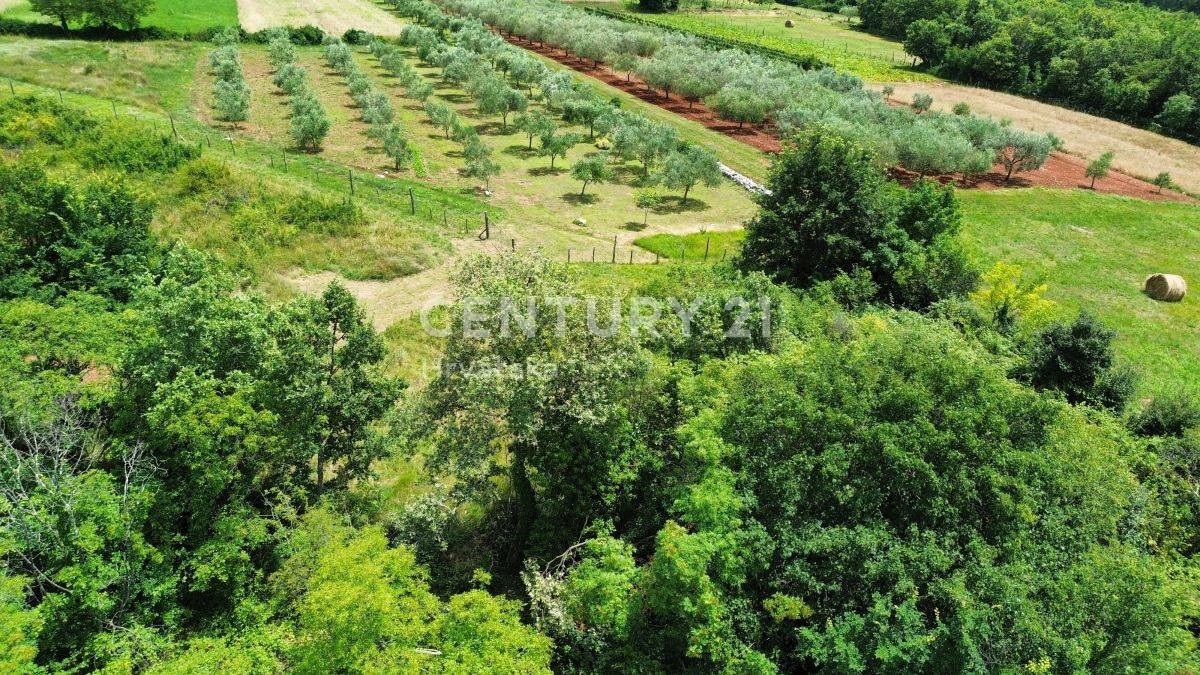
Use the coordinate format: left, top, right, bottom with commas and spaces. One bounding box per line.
571, 153, 613, 197
515, 110, 556, 150
995, 127, 1055, 183
1085, 151, 1114, 189
658, 143, 722, 203
710, 86, 771, 129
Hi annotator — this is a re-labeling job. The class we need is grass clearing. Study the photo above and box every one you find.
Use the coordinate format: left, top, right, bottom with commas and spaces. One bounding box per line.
0, 37, 200, 112
961, 188, 1200, 394
146, 0, 239, 32
635, 230, 745, 261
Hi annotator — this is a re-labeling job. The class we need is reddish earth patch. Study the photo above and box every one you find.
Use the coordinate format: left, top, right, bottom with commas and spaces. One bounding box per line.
500, 33, 782, 153
501, 31, 1192, 203
889, 148, 1195, 204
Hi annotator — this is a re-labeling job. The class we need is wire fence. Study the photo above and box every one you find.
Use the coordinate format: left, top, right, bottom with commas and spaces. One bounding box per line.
3, 77, 491, 239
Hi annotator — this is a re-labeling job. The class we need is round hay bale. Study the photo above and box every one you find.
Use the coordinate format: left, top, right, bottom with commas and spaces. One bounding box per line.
1144, 273, 1187, 302
784, 19, 795, 27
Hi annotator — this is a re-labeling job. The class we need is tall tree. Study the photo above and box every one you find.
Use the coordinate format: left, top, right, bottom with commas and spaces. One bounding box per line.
264, 283, 402, 495
419, 254, 650, 574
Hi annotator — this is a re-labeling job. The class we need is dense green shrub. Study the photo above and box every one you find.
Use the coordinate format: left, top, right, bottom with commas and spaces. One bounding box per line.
0, 159, 155, 303
1131, 392, 1200, 437
1019, 310, 1136, 411
740, 128, 977, 309
860, 0, 1200, 142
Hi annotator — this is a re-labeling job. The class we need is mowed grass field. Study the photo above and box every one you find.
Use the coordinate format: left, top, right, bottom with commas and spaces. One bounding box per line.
0, 0, 238, 31
961, 189, 1200, 394
235, 0, 406, 35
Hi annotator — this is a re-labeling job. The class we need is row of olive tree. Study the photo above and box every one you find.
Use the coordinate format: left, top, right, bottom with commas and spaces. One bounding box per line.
266, 28, 331, 152
209, 28, 250, 128
401, 0, 1057, 181
397, 7, 724, 203
322, 36, 415, 171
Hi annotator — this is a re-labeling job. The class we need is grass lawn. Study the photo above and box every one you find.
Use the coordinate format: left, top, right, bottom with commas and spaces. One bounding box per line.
0, 0, 238, 32
0, 37, 202, 112
634, 230, 745, 261
577, 2, 934, 83
145, 0, 238, 32
961, 188, 1200, 395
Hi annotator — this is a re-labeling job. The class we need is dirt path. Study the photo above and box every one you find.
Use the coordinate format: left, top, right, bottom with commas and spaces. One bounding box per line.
237, 0, 407, 36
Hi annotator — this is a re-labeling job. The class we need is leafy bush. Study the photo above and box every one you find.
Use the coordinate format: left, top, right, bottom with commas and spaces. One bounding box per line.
1131, 392, 1200, 437
740, 128, 977, 309
1020, 310, 1136, 411
0, 159, 155, 303
81, 118, 202, 173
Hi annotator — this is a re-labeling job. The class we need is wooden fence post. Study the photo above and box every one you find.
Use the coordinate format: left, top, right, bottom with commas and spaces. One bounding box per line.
704, 236, 711, 262
408, 187, 415, 214
611, 235, 617, 263
348, 170, 355, 197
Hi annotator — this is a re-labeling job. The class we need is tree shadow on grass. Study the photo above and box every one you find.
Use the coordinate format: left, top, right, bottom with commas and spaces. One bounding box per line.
623, 221, 648, 231
528, 166, 566, 177
477, 121, 516, 136
562, 192, 601, 205
502, 144, 537, 158
655, 196, 709, 213
611, 164, 648, 185
439, 92, 470, 104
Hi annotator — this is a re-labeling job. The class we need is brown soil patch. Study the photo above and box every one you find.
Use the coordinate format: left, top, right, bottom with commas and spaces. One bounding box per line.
890, 152, 1196, 204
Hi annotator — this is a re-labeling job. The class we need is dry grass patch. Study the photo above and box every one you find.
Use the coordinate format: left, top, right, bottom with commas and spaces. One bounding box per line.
237, 0, 406, 35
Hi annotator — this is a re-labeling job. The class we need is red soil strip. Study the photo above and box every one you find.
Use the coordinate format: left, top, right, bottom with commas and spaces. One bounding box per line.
889, 144, 1195, 204
500, 31, 1193, 203
500, 33, 782, 153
